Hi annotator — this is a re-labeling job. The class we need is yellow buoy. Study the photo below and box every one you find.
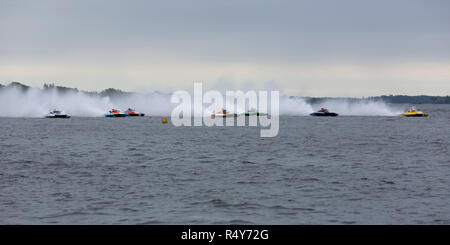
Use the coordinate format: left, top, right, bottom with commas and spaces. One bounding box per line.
161, 118, 168, 124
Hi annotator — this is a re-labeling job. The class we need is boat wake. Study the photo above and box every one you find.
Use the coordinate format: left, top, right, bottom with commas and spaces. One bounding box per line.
310, 99, 403, 116
0, 85, 403, 117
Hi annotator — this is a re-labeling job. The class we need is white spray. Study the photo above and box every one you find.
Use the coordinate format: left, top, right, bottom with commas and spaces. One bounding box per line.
0, 85, 402, 117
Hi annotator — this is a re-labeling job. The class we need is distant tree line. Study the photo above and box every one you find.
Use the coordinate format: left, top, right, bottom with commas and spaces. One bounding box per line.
1, 82, 450, 104
0, 82, 131, 98
370, 95, 450, 104
304, 95, 450, 104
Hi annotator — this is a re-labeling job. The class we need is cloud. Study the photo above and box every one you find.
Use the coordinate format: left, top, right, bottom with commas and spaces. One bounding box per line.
1, 0, 450, 95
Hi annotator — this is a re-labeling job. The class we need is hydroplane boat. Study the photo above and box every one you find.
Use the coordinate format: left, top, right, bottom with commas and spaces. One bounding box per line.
105, 109, 128, 117
241, 108, 267, 116
45, 110, 71, 118
401, 106, 428, 117
211, 108, 237, 118
310, 108, 339, 117
124, 108, 145, 117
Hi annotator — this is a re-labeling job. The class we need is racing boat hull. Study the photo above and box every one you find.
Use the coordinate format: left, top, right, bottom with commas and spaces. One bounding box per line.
243, 112, 267, 116
45, 115, 71, 118
401, 113, 428, 117
211, 114, 237, 118
310, 112, 338, 117
127, 113, 145, 117
105, 113, 128, 117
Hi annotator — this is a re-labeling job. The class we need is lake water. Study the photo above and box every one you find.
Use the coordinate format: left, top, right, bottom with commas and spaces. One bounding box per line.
0, 104, 449, 224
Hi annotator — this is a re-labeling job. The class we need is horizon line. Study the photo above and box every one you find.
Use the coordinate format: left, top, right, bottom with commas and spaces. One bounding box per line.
1, 81, 449, 99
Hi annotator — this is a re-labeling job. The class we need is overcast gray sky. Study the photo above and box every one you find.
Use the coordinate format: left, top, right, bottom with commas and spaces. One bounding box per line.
1, 0, 449, 96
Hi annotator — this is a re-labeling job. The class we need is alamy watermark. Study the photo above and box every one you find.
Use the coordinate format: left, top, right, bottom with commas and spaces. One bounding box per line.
170, 83, 279, 137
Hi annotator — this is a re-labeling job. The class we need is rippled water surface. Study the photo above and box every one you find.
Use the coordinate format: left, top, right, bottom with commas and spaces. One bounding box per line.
1, 104, 449, 224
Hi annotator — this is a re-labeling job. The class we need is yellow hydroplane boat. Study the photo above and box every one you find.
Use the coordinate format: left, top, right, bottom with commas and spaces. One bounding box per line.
401, 106, 429, 117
